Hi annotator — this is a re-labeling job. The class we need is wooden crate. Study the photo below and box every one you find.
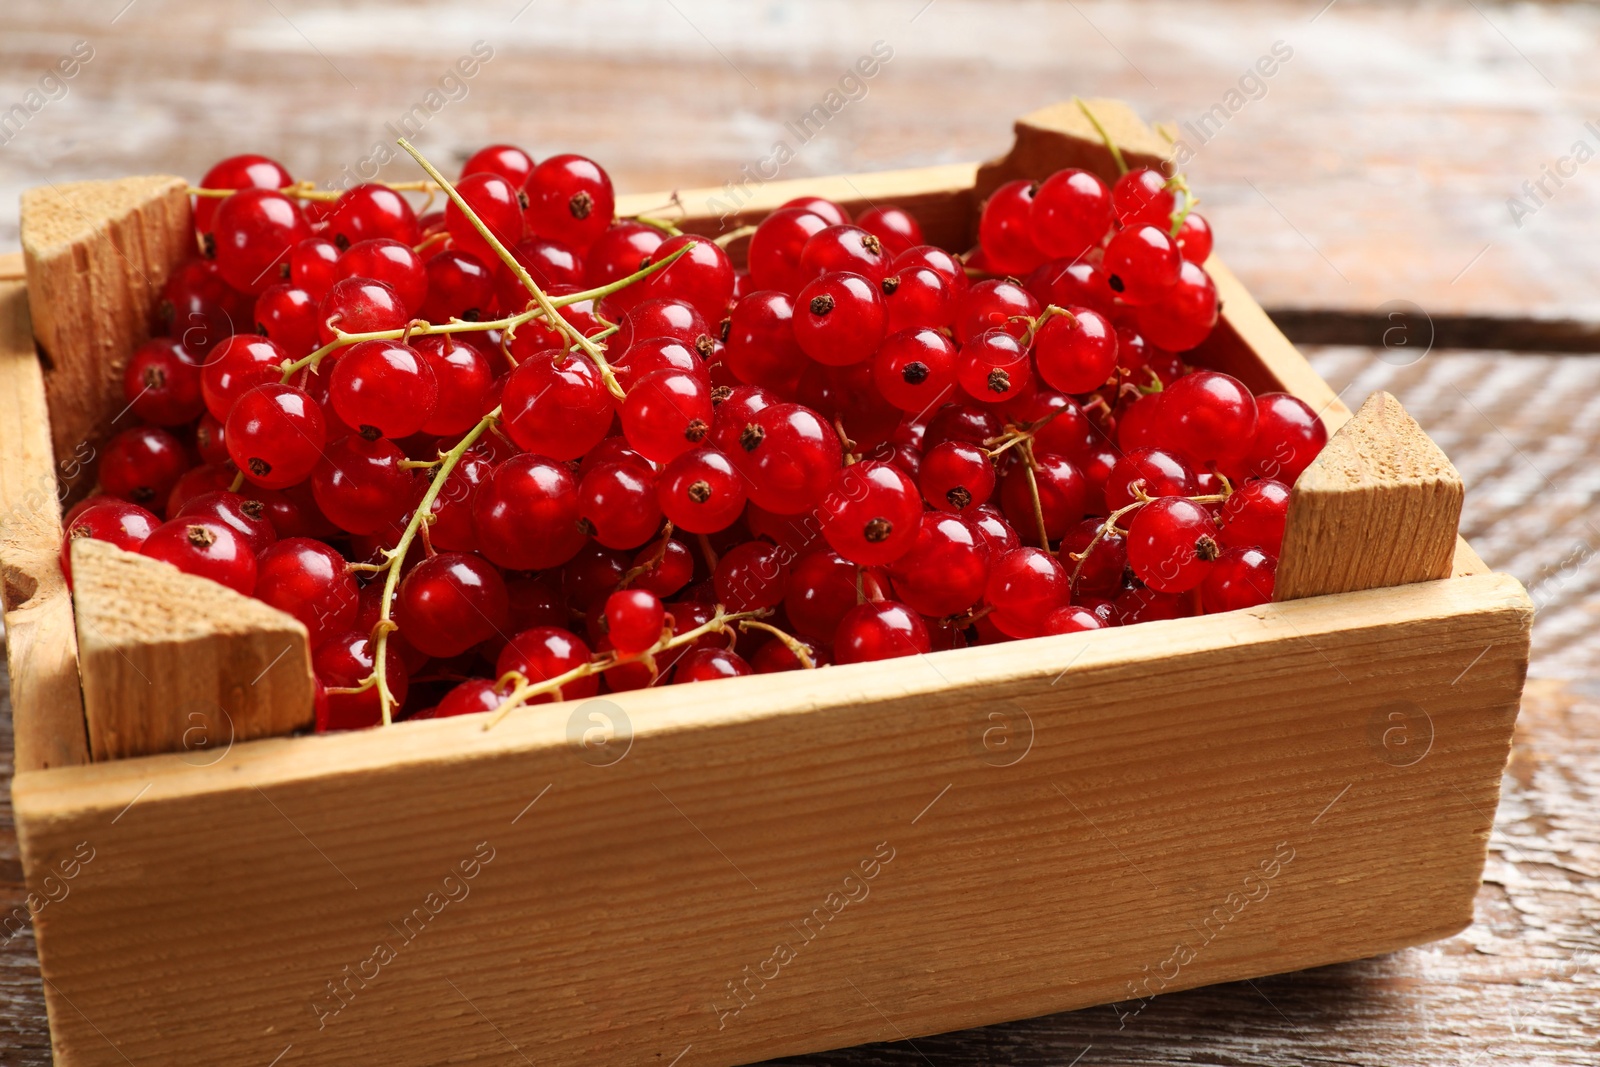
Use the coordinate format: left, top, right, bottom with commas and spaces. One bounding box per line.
1, 100, 1530, 1067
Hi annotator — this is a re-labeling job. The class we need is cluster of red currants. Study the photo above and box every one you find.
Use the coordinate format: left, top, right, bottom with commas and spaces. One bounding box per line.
61, 137, 1326, 733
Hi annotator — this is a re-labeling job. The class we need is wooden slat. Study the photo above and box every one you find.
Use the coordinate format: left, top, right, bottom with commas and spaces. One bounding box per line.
69, 541, 314, 762
19, 176, 191, 500
0, 274, 89, 772
1276, 392, 1464, 602
12, 572, 1528, 1067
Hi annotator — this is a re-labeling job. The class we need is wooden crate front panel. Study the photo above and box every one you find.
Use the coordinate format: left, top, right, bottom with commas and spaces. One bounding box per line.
14, 573, 1529, 1066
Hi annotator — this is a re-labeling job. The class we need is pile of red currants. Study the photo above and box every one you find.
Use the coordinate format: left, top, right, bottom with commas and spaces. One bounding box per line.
60, 131, 1327, 733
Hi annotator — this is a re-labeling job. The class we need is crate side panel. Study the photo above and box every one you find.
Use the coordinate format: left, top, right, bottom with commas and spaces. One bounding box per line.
16, 575, 1529, 1067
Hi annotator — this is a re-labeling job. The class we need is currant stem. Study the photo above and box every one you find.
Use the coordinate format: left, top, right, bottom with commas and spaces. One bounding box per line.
368, 404, 502, 724
713, 224, 758, 248
1066, 485, 1231, 590
482, 604, 772, 729
617, 523, 675, 589
632, 214, 683, 236
738, 619, 816, 668
1019, 304, 1076, 349
1019, 440, 1052, 551
186, 179, 441, 203
1074, 97, 1128, 176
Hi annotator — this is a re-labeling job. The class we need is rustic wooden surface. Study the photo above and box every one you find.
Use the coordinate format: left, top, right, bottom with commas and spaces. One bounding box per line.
4, 0, 1600, 346
2, 0, 1598, 1062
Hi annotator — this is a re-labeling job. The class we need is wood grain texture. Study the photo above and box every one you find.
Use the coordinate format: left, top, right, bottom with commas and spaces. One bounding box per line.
19, 176, 191, 499
0, 273, 88, 774
68, 540, 313, 762
13, 572, 1529, 1067
1276, 392, 1464, 601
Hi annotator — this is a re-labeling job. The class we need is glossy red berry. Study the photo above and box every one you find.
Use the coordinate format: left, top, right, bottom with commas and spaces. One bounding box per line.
211, 189, 310, 294
254, 537, 358, 645
599, 589, 664, 656
445, 172, 526, 265
1201, 546, 1276, 612
523, 154, 614, 253
226, 383, 326, 489
857, 206, 924, 257
253, 284, 320, 358
872, 327, 957, 413
658, 447, 747, 533
712, 540, 787, 612
721, 291, 804, 392
99, 426, 189, 511
674, 646, 754, 682
821, 462, 922, 566
919, 440, 995, 514
1104, 224, 1182, 306
413, 335, 493, 436
201, 334, 287, 422
472, 454, 586, 571
620, 368, 714, 463
315, 277, 408, 346
999, 452, 1086, 542
328, 339, 438, 440
289, 237, 342, 301
1030, 168, 1112, 259
1042, 605, 1106, 634
887, 512, 988, 617
780, 196, 849, 225
728, 402, 842, 515
396, 552, 512, 658
311, 435, 415, 535
326, 183, 419, 249
955, 278, 1039, 344
420, 249, 495, 323
462, 144, 535, 186
834, 600, 930, 664
583, 221, 664, 292
337, 238, 428, 314
1242, 393, 1327, 484
978, 179, 1047, 275
1126, 496, 1219, 594
893, 245, 969, 298
794, 272, 885, 366
314, 629, 408, 731
632, 234, 735, 321
173, 490, 275, 555
800, 225, 891, 283
160, 259, 250, 357
984, 546, 1069, 639
1034, 308, 1118, 393
577, 461, 662, 549
1060, 518, 1127, 596
141, 518, 257, 595
495, 627, 598, 702
956, 329, 1030, 402
500, 350, 615, 460
123, 337, 204, 426
1104, 447, 1195, 511
881, 266, 955, 333
1162, 371, 1258, 465
1136, 260, 1218, 352
60, 499, 159, 584
195, 154, 292, 235
1112, 168, 1177, 228
1217, 479, 1290, 551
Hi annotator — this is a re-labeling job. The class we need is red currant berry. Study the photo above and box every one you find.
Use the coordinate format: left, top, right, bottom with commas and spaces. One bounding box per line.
999, 452, 1086, 542
1112, 168, 1177, 228
728, 402, 842, 515
658, 447, 747, 533
1025, 259, 1114, 318
577, 461, 662, 549
254, 537, 357, 645
794, 272, 885, 366
583, 221, 664, 291
211, 189, 309, 294
326, 183, 420, 249
338, 238, 428, 314
800, 224, 890, 283
500, 350, 615, 460
614, 298, 712, 354
1104, 224, 1182, 305
123, 337, 204, 426
721, 290, 804, 392
1126, 496, 1219, 594
99, 426, 189, 511
857, 206, 924, 257
881, 266, 954, 333
289, 237, 341, 301
194, 154, 292, 235
141, 518, 256, 595
1030, 168, 1112, 259
423, 677, 511, 719
870, 327, 956, 413
747, 207, 831, 295
60, 499, 159, 584
421, 249, 495, 323
1201, 546, 1276, 612
1042, 605, 1105, 634
893, 245, 969, 297
1135, 260, 1218, 352
780, 196, 850, 225
446, 172, 526, 265
473, 454, 586, 571
160, 259, 250, 357
316, 277, 408, 346
177, 490, 276, 555
625, 537, 695, 599
620, 368, 714, 464
821, 461, 922, 566
314, 629, 408, 731
924, 403, 1003, 450
967, 503, 1021, 557
396, 552, 511, 658
495, 627, 598, 702
328, 339, 438, 440
1034, 308, 1118, 393
955, 278, 1039, 343
522, 154, 614, 253
462, 144, 535, 186
714, 540, 789, 612
201, 334, 287, 422
956, 329, 1030, 402
1241, 393, 1327, 484
978, 179, 1047, 275
985, 546, 1070, 638
674, 646, 753, 682
781, 549, 861, 642
634, 234, 735, 321
1060, 517, 1128, 596
887, 512, 988, 617
1162, 370, 1258, 465
413, 335, 493, 436
1217, 479, 1290, 551
834, 600, 930, 664
253, 284, 320, 358
226, 383, 326, 489
1175, 212, 1213, 263
599, 588, 664, 656
311, 435, 415, 535
919, 440, 995, 514
1104, 447, 1196, 511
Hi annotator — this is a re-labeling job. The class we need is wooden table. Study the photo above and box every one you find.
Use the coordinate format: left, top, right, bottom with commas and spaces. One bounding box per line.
2, 0, 1598, 1063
